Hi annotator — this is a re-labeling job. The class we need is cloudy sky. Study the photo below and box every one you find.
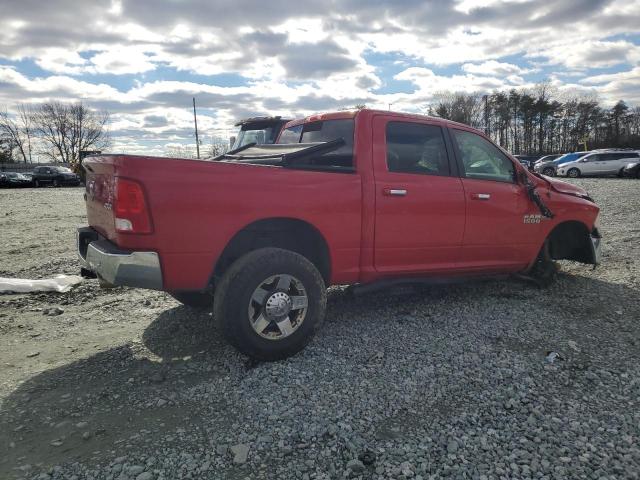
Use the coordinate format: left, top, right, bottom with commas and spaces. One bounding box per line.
1, 0, 639, 156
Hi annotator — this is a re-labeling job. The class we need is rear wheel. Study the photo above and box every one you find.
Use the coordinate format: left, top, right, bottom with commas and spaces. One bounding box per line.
567, 168, 580, 178
169, 291, 213, 309
542, 167, 555, 176
213, 247, 326, 361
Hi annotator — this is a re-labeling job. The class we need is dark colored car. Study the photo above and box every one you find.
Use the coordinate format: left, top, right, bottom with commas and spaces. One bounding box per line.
32, 165, 81, 187
0, 171, 32, 188
514, 154, 542, 170
622, 161, 640, 178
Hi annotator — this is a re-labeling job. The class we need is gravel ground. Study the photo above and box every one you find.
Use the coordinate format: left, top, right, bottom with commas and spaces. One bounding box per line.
1, 180, 639, 480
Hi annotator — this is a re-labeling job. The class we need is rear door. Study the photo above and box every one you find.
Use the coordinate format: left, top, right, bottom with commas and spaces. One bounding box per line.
372, 116, 465, 274
449, 127, 540, 270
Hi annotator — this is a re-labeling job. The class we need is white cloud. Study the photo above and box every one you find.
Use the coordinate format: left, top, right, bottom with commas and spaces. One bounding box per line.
89, 48, 157, 75
462, 60, 532, 76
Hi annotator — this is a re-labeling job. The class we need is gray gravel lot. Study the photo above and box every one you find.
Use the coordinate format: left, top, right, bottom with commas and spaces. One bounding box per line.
1, 180, 639, 480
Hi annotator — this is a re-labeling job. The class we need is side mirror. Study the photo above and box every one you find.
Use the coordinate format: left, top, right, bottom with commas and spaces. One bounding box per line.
580, 158, 588, 163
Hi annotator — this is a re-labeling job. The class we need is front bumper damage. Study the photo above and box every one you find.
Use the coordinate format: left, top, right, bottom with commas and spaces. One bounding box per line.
76, 226, 163, 290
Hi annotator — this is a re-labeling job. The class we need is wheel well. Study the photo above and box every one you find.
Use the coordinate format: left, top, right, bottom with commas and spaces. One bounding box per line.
213, 218, 331, 285
546, 221, 594, 264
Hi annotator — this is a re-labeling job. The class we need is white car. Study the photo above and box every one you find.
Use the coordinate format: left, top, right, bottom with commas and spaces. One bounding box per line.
557, 150, 640, 178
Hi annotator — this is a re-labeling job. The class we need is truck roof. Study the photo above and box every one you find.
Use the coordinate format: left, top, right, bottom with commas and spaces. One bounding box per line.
282, 108, 474, 131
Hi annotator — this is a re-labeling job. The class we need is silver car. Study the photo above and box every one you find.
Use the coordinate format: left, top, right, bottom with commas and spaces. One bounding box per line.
557, 150, 640, 178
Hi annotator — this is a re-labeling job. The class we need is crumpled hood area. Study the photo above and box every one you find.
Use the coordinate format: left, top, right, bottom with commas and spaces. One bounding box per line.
544, 176, 589, 198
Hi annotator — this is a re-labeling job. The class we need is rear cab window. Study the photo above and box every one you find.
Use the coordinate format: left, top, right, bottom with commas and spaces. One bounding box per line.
385, 122, 450, 176
277, 119, 354, 170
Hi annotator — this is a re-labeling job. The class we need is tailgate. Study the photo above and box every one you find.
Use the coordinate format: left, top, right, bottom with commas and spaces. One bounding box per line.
83, 156, 117, 241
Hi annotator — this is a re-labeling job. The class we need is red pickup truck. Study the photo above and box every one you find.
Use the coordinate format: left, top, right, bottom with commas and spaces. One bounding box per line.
78, 109, 601, 360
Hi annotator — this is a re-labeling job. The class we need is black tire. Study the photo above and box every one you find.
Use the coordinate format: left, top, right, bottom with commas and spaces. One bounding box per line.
567, 168, 580, 178
636, 169, 640, 179
213, 247, 326, 361
53, 178, 61, 187
529, 241, 558, 287
169, 291, 213, 309
542, 167, 555, 176
34, 179, 40, 187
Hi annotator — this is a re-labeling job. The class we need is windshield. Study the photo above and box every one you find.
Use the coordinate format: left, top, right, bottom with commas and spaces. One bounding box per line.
232, 127, 277, 149
55, 167, 73, 173
277, 119, 354, 168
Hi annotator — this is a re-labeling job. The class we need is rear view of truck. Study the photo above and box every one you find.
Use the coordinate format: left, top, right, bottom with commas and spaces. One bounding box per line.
78, 156, 162, 290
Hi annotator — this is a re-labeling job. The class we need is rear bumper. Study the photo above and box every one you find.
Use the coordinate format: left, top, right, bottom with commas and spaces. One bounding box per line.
77, 226, 163, 290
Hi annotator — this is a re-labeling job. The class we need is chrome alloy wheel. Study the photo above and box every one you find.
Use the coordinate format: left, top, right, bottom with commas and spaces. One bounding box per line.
248, 274, 308, 340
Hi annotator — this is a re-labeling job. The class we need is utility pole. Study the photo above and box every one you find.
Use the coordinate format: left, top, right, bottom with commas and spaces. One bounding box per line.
192, 97, 200, 159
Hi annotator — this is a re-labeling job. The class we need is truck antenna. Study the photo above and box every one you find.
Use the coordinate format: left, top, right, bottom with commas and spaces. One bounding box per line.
193, 97, 200, 159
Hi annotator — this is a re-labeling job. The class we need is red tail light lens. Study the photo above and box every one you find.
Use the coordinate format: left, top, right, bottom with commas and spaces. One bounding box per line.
114, 177, 152, 234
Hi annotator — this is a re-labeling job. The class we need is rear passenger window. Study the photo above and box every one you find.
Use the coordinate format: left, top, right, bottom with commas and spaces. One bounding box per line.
385, 122, 450, 176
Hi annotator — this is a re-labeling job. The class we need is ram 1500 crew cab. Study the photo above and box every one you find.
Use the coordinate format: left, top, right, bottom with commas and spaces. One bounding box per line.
78, 109, 601, 360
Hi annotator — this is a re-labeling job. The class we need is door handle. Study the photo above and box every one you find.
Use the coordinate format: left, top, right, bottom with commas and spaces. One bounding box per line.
471, 193, 491, 200
383, 188, 407, 196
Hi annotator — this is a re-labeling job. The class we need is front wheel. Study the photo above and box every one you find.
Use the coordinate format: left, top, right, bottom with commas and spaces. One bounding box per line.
567, 168, 580, 178
53, 178, 61, 187
214, 248, 326, 361
34, 179, 40, 187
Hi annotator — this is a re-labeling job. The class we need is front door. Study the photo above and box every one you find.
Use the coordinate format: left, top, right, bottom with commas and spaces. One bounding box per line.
449, 127, 541, 271
373, 116, 465, 274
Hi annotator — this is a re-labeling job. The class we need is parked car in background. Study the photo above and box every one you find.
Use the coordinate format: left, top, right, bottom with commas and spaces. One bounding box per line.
32, 165, 81, 187
78, 108, 601, 360
21, 172, 34, 185
532, 154, 562, 170
0, 171, 32, 188
557, 150, 640, 178
230, 116, 292, 150
534, 152, 588, 176
622, 162, 640, 179
514, 154, 542, 170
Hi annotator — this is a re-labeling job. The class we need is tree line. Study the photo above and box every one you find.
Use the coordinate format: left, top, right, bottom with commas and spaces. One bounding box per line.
0, 102, 110, 165
428, 85, 640, 155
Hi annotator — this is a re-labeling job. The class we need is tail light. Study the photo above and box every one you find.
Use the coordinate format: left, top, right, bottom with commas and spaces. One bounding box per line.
114, 177, 153, 234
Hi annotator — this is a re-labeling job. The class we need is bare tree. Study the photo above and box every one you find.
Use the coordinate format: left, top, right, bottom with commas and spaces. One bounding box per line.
0, 104, 35, 163
33, 101, 110, 165
429, 92, 484, 128
204, 137, 230, 158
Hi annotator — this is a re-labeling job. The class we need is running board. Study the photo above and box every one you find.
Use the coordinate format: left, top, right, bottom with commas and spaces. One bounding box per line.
346, 274, 511, 296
